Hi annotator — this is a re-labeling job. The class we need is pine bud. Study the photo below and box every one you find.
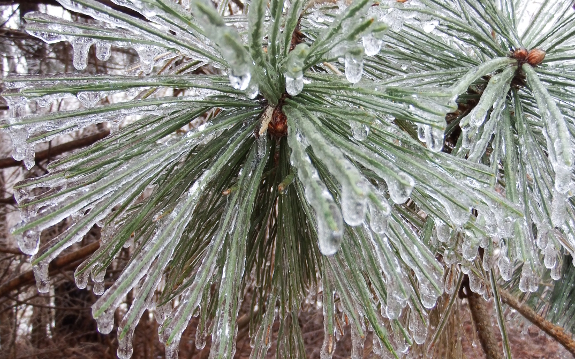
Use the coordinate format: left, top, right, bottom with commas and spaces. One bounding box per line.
527, 48, 546, 66
512, 48, 528, 61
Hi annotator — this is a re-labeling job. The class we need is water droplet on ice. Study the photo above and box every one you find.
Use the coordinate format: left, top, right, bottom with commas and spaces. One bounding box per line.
350, 122, 369, 141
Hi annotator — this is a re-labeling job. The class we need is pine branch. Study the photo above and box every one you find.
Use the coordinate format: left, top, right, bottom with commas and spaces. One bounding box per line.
499, 287, 575, 357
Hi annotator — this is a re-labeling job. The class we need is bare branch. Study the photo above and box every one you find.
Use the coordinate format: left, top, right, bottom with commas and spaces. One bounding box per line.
0, 241, 100, 297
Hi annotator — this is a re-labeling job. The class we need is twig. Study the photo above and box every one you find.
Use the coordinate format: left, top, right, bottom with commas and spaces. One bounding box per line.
467, 290, 503, 359
0, 241, 100, 297
498, 287, 575, 357
0, 246, 23, 255
0, 130, 110, 169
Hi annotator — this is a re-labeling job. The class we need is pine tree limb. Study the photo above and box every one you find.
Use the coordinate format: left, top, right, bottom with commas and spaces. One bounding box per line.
498, 287, 575, 357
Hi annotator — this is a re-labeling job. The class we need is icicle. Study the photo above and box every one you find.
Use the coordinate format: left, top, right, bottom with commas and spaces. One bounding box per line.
367, 190, 391, 234
95, 308, 115, 334
95, 41, 112, 61
71, 37, 95, 70
468, 271, 485, 295
345, 47, 364, 84
16, 229, 40, 256
288, 126, 343, 255
387, 172, 414, 204
418, 279, 438, 309
117, 328, 134, 359
286, 73, 304, 96
498, 253, 513, 280
408, 309, 427, 345
293, 112, 368, 227
544, 242, 557, 269
75, 269, 89, 289
32, 261, 50, 293
284, 44, 309, 96
134, 45, 161, 74
362, 33, 382, 56
519, 265, 538, 293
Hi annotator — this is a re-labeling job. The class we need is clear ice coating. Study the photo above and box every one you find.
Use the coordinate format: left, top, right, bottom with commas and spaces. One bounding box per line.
287, 118, 343, 255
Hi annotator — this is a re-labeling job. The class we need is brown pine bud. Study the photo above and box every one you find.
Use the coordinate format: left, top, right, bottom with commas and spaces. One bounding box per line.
512, 48, 528, 62
527, 48, 546, 66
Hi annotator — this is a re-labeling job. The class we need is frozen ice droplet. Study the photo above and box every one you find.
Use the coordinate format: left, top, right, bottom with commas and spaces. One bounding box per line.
498, 255, 512, 280
229, 70, 251, 91
341, 179, 368, 226
409, 310, 427, 345
71, 37, 95, 70
519, 266, 538, 293
134, 45, 161, 74
544, 243, 557, 269
368, 200, 390, 234
77, 91, 101, 108
93, 281, 105, 295
318, 202, 344, 255
74, 269, 89, 289
345, 49, 364, 84
285, 73, 304, 96
427, 126, 444, 152
362, 33, 382, 56
387, 172, 414, 204
95, 310, 114, 334
117, 329, 134, 359
33, 262, 51, 293
96, 42, 112, 61
419, 281, 438, 309
16, 229, 40, 255
350, 122, 369, 141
